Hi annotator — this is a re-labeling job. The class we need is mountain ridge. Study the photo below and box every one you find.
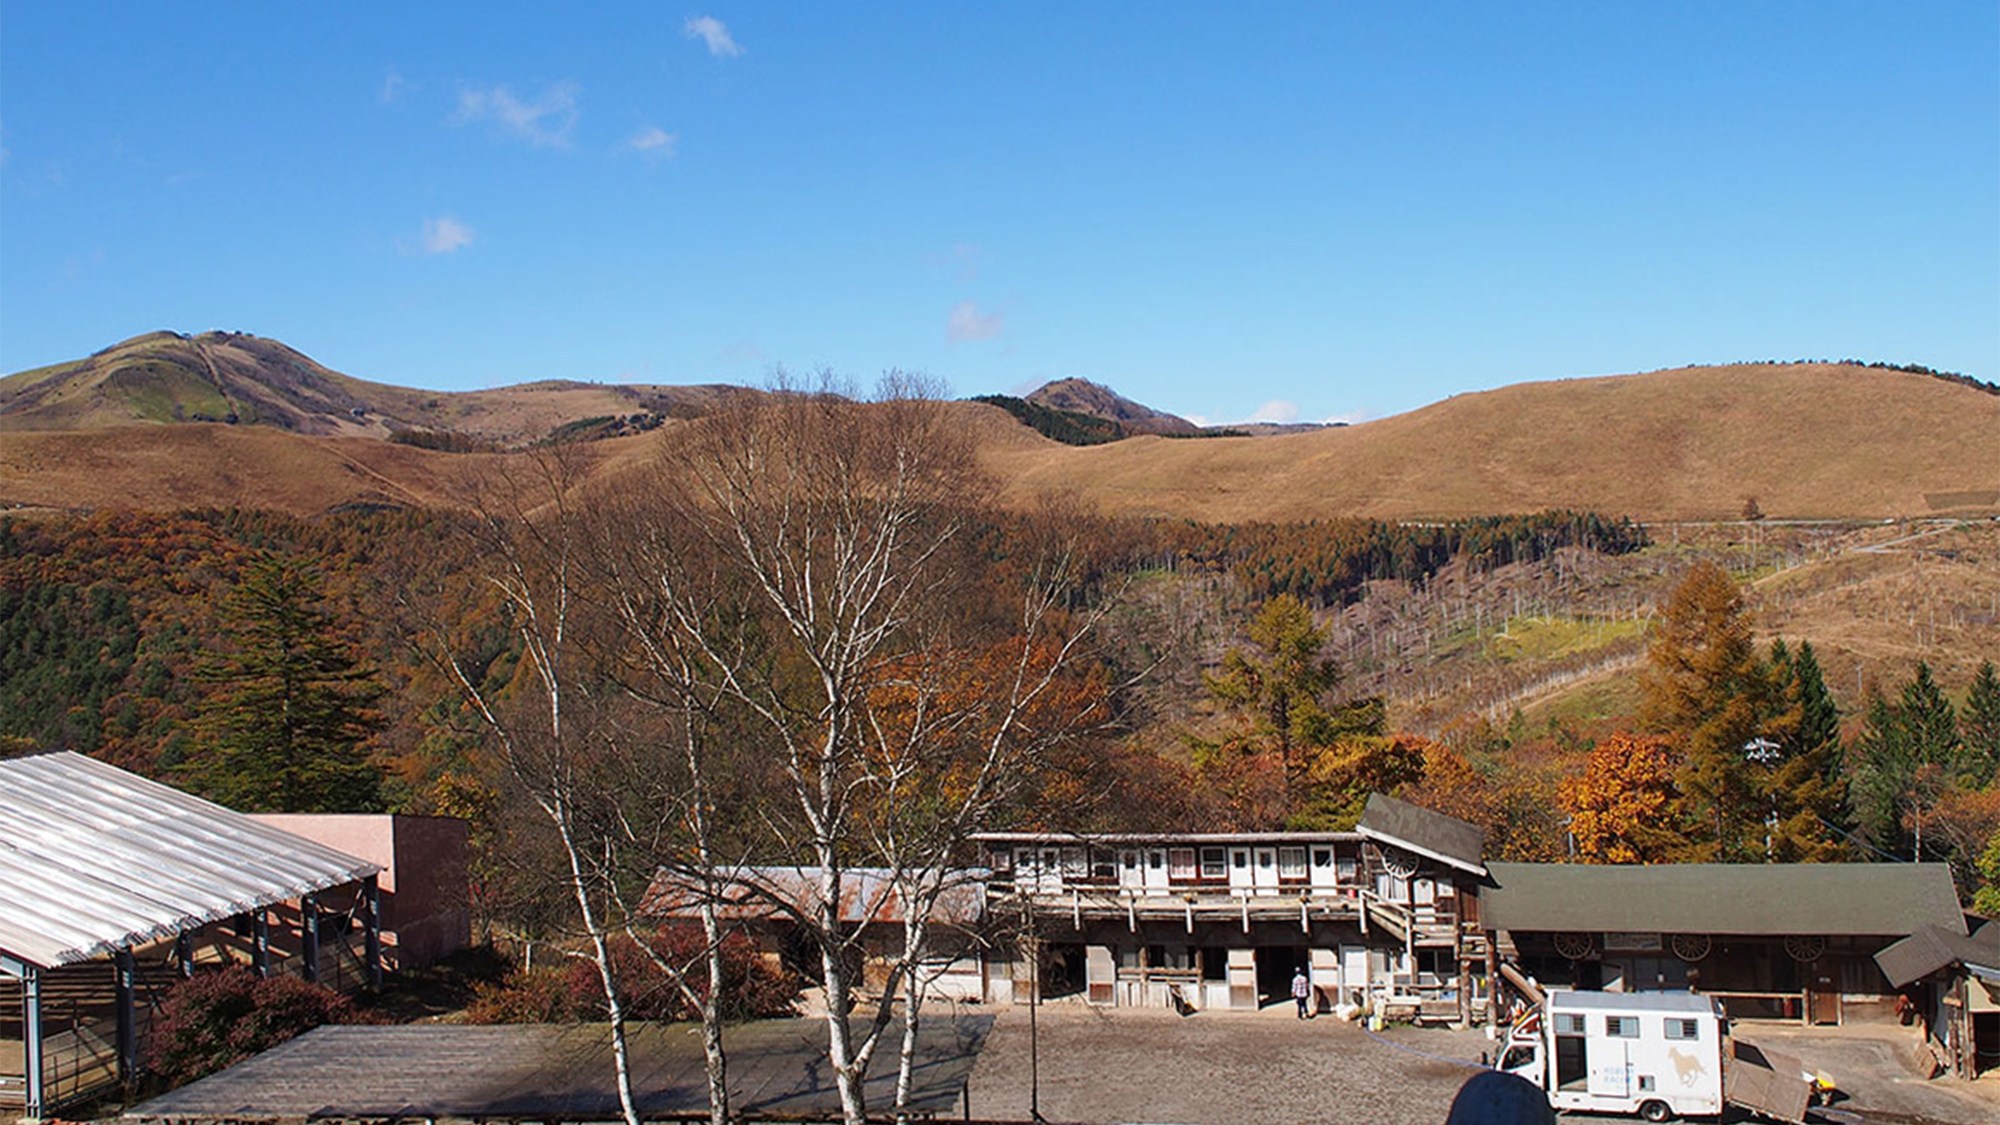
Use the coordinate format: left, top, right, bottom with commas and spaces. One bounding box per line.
0, 330, 753, 445
4, 332, 1997, 523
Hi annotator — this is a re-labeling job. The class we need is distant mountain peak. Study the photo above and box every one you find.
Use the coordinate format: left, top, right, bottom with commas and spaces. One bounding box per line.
1024, 377, 1199, 435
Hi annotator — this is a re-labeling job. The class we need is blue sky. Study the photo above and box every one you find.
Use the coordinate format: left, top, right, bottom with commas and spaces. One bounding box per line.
3, 3, 1995, 424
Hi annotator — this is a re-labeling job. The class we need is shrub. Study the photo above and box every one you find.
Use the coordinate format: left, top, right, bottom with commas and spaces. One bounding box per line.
463, 926, 799, 1024
148, 966, 360, 1085
463, 963, 575, 1023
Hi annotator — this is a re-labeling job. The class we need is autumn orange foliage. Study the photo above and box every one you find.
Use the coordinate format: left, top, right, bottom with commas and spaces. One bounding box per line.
1560, 732, 1688, 863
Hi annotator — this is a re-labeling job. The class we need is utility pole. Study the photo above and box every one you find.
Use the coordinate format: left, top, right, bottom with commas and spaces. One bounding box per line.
1746, 738, 1782, 862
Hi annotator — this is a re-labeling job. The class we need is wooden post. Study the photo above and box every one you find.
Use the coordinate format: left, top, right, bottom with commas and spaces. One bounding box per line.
252, 908, 271, 977
1456, 946, 1473, 1028
301, 892, 320, 984
363, 875, 384, 991
1485, 937, 1500, 1036
115, 947, 138, 1085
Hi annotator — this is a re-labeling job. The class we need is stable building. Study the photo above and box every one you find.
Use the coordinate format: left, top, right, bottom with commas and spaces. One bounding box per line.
1482, 860, 1966, 1026
0, 752, 385, 1120
643, 866, 990, 1002
1875, 919, 2000, 1078
973, 795, 1971, 1032
973, 794, 1494, 1024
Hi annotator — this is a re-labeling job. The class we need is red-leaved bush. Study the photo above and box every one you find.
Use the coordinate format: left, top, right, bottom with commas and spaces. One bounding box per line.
465, 926, 798, 1024
148, 966, 363, 1084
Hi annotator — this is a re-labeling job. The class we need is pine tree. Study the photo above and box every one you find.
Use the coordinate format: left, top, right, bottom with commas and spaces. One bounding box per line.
1846, 691, 1911, 857
1762, 640, 1846, 861
1959, 659, 2000, 787
1846, 663, 1967, 862
1202, 593, 1340, 770
1901, 662, 1961, 773
182, 555, 385, 812
1639, 562, 1785, 861
1194, 595, 1405, 829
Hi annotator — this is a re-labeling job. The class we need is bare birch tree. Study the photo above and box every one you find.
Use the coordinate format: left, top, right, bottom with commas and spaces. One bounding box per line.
399, 450, 647, 1125
593, 520, 760, 1125
635, 375, 1109, 1123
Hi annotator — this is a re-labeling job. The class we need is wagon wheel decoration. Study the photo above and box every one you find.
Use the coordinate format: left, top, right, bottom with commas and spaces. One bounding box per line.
1552, 932, 1596, 960
1783, 935, 1827, 962
1670, 933, 1713, 962
1380, 847, 1421, 878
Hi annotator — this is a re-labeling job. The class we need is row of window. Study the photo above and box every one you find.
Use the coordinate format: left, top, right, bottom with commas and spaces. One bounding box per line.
1006, 845, 1357, 882
1554, 1013, 1702, 1040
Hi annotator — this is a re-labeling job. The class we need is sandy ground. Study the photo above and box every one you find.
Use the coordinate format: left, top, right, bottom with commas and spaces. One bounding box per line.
960, 998, 1493, 1125
958, 1001, 2000, 1125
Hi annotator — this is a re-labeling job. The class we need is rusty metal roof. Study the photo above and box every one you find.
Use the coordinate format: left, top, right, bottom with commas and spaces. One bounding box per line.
0, 751, 380, 970
643, 866, 986, 928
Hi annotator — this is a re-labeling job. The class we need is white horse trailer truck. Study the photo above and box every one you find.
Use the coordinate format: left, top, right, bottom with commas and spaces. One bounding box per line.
1497, 990, 1812, 1123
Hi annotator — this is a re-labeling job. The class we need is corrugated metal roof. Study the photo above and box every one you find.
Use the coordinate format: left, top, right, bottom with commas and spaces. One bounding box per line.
973, 831, 1362, 845
644, 866, 986, 927
0, 751, 381, 969
1483, 860, 1965, 937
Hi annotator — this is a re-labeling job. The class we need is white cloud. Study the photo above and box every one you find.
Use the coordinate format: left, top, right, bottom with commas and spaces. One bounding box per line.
1248, 399, 1300, 424
628, 125, 678, 157
450, 82, 580, 148
947, 301, 1005, 343
421, 215, 475, 255
685, 15, 743, 58
379, 69, 411, 105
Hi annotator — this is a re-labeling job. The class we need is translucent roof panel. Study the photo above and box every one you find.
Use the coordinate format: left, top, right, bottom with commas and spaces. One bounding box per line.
0, 751, 381, 968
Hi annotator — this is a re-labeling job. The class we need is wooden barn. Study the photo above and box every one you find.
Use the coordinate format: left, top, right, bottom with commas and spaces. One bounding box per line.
643, 866, 990, 1002
975, 794, 1493, 1024
1481, 860, 1967, 1026
1875, 919, 2000, 1078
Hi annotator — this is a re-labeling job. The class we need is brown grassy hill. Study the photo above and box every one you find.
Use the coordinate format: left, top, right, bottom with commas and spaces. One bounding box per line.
0, 425, 494, 514
982, 364, 2000, 521
1027, 377, 1201, 435
0, 331, 747, 444
3, 351, 1995, 521
0, 401, 1018, 518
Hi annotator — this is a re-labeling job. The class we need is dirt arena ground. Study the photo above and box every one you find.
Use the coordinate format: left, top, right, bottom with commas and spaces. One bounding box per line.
961, 1000, 1493, 1124
956, 1001, 2000, 1125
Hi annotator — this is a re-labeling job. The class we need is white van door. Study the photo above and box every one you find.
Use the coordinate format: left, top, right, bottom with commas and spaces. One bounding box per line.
1586, 1036, 1631, 1099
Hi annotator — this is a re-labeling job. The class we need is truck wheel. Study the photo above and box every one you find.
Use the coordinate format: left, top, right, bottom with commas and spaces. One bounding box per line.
1637, 1099, 1674, 1123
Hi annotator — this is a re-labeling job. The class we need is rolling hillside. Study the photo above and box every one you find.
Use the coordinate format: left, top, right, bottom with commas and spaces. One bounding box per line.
0, 330, 747, 444
981, 363, 2000, 521
3, 335, 1996, 521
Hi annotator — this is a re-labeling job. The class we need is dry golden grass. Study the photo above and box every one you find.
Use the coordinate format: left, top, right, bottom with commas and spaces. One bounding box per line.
979, 364, 2000, 521
3, 362, 1993, 523
0, 425, 614, 516
0, 331, 743, 444
1751, 521, 2000, 696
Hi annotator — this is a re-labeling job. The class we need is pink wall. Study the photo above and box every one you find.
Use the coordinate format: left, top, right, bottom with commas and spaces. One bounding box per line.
253, 814, 471, 969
